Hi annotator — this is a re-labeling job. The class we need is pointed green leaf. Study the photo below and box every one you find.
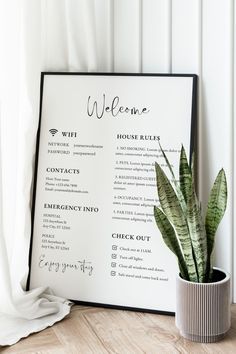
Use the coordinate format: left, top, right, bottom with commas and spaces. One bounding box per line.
208, 255, 214, 282
191, 151, 196, 195
179, 145, 192, 203
205, 169, 227, 257
155, 162, 198, 282
154, 206, 189, 280
158, 141, 187, 214
186, 181, 207, 282
158, 141, 176, 182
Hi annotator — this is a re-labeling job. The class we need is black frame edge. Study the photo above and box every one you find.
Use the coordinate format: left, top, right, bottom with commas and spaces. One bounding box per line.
26, 72, 45, 291
73, 300, 174, 316
190, 74, 198, 161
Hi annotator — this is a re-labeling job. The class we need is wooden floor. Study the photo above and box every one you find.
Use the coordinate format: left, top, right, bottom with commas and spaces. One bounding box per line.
1, 304, 236, 353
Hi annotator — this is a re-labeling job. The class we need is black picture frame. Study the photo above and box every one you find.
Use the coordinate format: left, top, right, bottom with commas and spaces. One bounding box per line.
28, 72, 197, 315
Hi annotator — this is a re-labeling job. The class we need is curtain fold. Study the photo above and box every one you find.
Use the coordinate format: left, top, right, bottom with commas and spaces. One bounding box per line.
0, 0, 114, 346
0, 0, 81, 346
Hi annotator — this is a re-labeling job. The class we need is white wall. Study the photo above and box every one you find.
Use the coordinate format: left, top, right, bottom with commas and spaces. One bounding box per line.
107, 0, 234, 300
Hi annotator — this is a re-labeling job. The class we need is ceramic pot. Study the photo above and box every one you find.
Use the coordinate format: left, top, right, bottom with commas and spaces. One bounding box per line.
175, 267, 231, 343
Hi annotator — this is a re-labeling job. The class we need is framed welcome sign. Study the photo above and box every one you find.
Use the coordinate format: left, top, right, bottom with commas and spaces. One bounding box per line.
28, 73, 197, 314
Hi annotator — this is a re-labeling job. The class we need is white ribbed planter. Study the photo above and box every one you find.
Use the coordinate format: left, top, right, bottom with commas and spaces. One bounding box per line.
176, 267, 231, 343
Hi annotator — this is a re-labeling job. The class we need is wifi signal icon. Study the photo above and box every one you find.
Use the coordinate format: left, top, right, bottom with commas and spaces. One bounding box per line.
49, 128, 58, 137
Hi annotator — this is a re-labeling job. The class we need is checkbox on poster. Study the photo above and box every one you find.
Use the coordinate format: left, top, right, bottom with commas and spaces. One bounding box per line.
112, 245, 118, 250
111, 271, 116, 276
111, 254, 117, 259
111, 262, 117, 267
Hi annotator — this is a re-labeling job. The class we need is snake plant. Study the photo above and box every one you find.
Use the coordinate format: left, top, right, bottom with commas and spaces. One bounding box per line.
154, 144, 227, 283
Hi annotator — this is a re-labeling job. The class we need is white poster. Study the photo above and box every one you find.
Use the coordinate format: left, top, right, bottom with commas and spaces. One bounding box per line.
29, 73, 196, 313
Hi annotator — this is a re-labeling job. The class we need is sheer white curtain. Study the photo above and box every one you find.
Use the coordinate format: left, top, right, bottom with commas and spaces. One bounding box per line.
0, 0, 106, 346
